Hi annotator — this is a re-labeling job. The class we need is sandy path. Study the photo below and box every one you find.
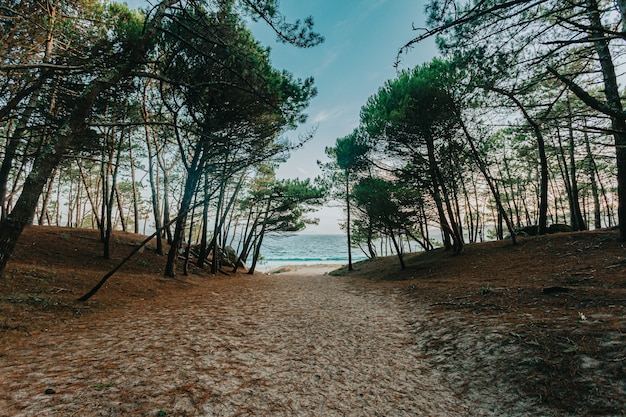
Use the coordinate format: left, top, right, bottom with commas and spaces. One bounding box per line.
0, 273, 476, 416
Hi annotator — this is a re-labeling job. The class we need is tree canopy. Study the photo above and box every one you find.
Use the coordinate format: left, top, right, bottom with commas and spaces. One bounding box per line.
322, 0, 625, 268
0, 0, 324, 280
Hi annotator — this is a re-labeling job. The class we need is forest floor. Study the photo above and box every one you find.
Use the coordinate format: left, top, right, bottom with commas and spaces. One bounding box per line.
0, 226, 624, 416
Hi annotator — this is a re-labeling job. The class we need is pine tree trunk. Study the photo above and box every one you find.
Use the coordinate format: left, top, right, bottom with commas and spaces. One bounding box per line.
129, 135, 140, 234
567, 103, 586, 230
345, 171, 353, 271
210, 179, 227, 274
584, 129, 602, 229
142, 82, 163, 255
456, 110, 517, 244
197, 175, 211, 268
490, 88, 549, 235
38, 167, 57, 226
248, 197, 272, 275
164, 143, 205, 278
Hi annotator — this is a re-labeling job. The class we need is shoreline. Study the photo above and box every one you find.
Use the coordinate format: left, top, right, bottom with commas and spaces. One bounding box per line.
265, 263, 343, 276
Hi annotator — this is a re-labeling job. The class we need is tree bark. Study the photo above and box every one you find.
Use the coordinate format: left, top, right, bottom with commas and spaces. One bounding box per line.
142, 81, 163, 255
388, 229, 406, 270
566, 101, 586, 230
164, 142, 206, 278
129, 135, 140, 234
38, 167, 57, 226
248, 197, 272, 275
345, 170, 353, 271
584, 128, 602, 228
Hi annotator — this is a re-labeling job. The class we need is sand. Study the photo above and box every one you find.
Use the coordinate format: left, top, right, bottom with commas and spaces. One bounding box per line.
0, 270, 561, 416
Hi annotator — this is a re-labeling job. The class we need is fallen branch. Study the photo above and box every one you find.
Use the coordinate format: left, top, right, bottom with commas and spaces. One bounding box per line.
76, 229, 162, 302
77, 204, 192, 301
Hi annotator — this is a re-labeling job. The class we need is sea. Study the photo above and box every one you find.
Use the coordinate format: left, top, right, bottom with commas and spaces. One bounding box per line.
256, 234, 367, 272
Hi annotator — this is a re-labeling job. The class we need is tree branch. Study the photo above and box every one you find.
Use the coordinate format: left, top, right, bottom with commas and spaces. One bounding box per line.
546, 66, 626, 120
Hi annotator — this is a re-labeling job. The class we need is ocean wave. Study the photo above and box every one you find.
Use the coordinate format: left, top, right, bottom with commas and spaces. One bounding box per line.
262, 256, 354, 262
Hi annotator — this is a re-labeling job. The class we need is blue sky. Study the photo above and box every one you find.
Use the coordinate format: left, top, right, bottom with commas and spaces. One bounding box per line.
126, 0, 439, 233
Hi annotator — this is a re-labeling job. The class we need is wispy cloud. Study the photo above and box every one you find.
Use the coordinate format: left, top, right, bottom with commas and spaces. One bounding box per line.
335, 0, 390, 29
312, 105, 350, 124
364, 0, 390, 14
316, 50, 340, 74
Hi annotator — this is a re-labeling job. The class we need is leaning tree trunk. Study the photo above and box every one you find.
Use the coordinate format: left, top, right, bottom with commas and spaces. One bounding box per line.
556, 129, 580, 229
233, 207, 258, 273
38, 167, 57, 226
210, 179, 227, 274
164, 142, 206, 278
388, 229, 406, 270
488, 87, 550, 235
425, 136, 454, 251
455, 109, 518, 244
248, 197, 272, 275
210, 173, 245, 273
197, 174, 211, 268
75, 160, 101, 229
425, 132, 464, 254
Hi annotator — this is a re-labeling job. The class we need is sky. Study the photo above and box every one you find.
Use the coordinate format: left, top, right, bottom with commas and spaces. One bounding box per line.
127, 0, 439, 233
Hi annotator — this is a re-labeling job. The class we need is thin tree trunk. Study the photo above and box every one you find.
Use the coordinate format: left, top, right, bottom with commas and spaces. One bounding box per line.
584, 129, 602, 229
76, 160, 102, 229
248, 197, 272, 275
456, 108, 517, 244
346, 170, 353, 271
129, 135, 140, 234
142, 81, 163, 255
210, 178, 227, 274
164, 142, 206, 278
388, 229, 406, 270
488, 87, 550, 235
114, 183, 127, 232
197, 174, 211, 268
566, 103, 586, 230
104, 136, 123, 259
38, 167, 57, 226
425, 135, 454, 251
183, 195, 198, 276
